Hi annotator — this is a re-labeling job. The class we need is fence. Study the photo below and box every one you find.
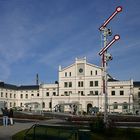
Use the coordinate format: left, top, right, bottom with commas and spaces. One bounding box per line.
24, 123, 91, 140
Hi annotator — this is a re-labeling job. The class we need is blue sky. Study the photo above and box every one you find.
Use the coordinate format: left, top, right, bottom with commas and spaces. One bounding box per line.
0, 0, 140, 85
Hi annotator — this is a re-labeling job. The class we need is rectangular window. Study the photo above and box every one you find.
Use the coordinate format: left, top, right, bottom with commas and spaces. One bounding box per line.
95, 81, 98, 87
95, 70, 98, 75
120, 90, 124, 95
78, 82, 80, 87
69, 82, 72, 87
6, 93, 8, 98
64, 91, 68, 96
81, 81, 83, 87
46, 92, 49, 96
25, 94, 28, 99
20, 94, 23, 99
123, 102, 128, 109
10, 93, 12, 98
37, 93, 39, 96
65, 72, 67, 77
14, 94, 16, 98
1, 92, 3, 97
10, 102, 12, 107
64, 82, 68, 87
89, 91, 94, 95
114, 102, 118, 109
95, 91, 98, 95
49, 101, 52, 109
42, 102, 45, 108
138, 92, 140, 98
81, 91, 84, 96
78, 81, 84, 87
78, 91, 84, 96
90, 81, 94, 87
53, 92, 56, 96
69, 72, 71, 77
90, 71, 93, 75
69, 91, 72, 95
111, 91, 115, 96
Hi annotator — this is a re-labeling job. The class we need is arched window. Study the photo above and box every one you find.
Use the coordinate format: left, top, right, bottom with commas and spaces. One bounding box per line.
42, 102, 45, 108
49, 102, 52, 109
87, 103, 92, 114
14, 102, 16, 107
113, 102, 118, 109
122, 102, 128, 109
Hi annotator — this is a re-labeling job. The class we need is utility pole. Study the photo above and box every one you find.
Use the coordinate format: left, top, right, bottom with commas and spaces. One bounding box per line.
98, 6, 122, 127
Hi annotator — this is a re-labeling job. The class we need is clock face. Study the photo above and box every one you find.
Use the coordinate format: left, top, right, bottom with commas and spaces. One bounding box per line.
79, 68, 83, 73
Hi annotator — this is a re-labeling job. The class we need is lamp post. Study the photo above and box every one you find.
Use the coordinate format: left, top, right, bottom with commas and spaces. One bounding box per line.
98, 93, 99, 109
129, 93, 134, 113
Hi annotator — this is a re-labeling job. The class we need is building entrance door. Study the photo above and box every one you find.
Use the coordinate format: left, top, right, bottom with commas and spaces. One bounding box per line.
87, 103, 92, 114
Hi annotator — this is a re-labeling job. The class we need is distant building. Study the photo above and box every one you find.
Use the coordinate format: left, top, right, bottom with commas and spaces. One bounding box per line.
0, 58, 139, 114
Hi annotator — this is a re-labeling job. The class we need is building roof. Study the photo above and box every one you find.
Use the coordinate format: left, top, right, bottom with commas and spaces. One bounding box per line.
133, 81, 140, 87
18, 85, 39, 90
108, 78, 119, 82
0, 82, 39, 90
0, 82, 18, 90
107, 74, 119, 82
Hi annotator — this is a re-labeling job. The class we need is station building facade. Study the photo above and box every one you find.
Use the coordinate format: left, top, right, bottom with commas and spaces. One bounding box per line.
0, 57, 140, 114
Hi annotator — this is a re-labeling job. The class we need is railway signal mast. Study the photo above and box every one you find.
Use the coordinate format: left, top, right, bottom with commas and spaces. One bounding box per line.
98, 6, 122, 127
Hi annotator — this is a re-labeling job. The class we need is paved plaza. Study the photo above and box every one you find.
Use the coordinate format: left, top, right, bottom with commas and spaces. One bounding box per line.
0, 122, 34, 140
0, 118, 68, 140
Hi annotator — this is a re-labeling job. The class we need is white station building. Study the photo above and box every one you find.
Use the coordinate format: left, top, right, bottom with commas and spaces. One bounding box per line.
0, 57, 140, 114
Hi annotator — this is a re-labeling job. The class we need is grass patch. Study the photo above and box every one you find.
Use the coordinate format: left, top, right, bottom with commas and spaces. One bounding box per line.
12, 126, 140, 140
12, 129, 28, 140
91, 128, 140, 140
12, 126, 77, 140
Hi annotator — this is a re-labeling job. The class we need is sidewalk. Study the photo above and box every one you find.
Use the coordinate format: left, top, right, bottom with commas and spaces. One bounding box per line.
0, 122, 35, 140
0, 118, 68, 140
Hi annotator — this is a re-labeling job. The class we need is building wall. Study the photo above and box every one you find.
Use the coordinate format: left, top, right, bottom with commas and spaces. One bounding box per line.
0, 58, 138, 114
58, 58, 133, 113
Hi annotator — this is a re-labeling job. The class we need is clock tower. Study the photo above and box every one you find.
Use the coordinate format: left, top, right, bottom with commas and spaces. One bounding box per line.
76, 57, 86, 76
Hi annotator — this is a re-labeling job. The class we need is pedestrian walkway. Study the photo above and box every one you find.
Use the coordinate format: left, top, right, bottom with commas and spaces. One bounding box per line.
0, 118, 68, 140
0, 122, 35, 140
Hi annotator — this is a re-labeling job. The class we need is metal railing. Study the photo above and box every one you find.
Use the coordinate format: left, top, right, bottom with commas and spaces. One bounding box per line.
24, 123, 90, 140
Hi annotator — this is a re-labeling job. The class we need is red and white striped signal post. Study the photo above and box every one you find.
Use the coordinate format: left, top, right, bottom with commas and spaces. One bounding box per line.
99, 35, 120, 56
99, 6, 122, 31
99, 6, 122, 127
